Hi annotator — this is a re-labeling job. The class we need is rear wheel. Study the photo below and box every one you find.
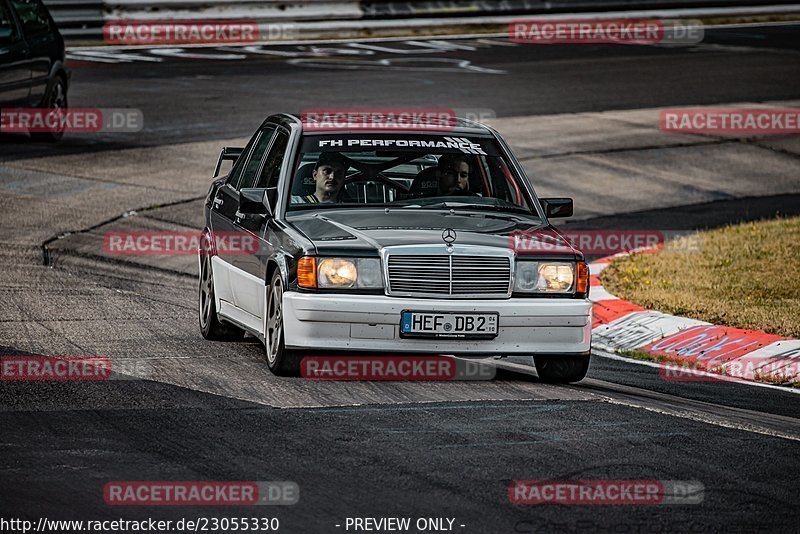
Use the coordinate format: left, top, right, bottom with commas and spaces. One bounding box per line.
264, 271, 300, 376
198, 234, 243, 341
30, 76, 68, 143
534, 355, 590, 383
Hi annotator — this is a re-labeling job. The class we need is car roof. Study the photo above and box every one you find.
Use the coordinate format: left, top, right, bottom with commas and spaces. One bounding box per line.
264, 113, 494, 136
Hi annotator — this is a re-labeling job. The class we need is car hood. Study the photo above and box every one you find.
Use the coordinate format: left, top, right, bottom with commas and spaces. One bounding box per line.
287, 209, 581, 259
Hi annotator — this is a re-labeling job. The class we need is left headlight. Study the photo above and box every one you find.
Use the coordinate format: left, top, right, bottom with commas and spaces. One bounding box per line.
318, 258, 358, 287
300, 257, 383, 289
514, 261, 583, 293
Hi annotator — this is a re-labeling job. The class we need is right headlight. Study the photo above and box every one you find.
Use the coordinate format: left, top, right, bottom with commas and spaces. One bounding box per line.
298, 257, 383, 289
514, 261, 586, 294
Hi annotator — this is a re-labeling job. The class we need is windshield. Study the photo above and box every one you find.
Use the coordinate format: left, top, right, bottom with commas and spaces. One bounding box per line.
287, 133, 538, 215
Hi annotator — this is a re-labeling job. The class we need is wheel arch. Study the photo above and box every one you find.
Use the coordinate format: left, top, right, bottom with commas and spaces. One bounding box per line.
48, 61, 69, 90
266, 254, 290, 289
198, 228, 216, 272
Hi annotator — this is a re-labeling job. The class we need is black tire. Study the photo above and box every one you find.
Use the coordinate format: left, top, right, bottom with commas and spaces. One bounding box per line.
30, 75, 68, 143
198, 234, 243, 341
534, 355, 590, 383
264, 270, 300, 376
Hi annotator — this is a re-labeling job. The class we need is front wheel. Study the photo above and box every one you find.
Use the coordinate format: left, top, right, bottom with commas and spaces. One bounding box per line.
534, 355, 590, 383
264, 271, 300, 376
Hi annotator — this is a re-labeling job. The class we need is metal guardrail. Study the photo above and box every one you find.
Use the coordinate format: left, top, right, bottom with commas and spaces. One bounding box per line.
361, 0, 800, 17
103, 0, 362, 22
43, 0, 800, 39
44, 0, 104, 36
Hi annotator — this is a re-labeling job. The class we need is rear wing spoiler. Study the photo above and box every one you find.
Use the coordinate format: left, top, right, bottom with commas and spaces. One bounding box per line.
214, 147, 244, 177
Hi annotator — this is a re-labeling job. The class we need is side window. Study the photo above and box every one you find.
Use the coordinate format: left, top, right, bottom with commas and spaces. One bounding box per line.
0, 0, 20, 41
255, 129, 289, 190
8, 0, 51, 38
235, 126, 275, 190
225, 136, 255, 187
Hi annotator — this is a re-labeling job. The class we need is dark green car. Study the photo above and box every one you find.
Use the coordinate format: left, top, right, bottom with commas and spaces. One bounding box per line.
0, 0, 68, 142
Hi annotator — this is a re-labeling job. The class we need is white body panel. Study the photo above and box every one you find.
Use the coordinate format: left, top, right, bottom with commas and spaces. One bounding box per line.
230, 264, 264, 318
211, 256, 234, 306
213, 257, 266, 334
219, 300, 262, 334
282, 293, 592, 354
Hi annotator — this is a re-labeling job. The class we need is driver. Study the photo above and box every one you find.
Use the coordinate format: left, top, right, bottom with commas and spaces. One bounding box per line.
296, 152, 349, 204
437, 154, 475, 196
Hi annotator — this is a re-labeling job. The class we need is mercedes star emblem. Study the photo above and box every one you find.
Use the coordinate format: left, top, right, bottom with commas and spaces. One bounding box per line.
442, 228, 457, 244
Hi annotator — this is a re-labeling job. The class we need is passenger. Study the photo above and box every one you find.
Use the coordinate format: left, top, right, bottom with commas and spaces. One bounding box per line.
296, 152, 348, 204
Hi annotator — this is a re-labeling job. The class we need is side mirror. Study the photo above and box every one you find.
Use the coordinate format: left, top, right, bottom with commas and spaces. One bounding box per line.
214, 147, 244, 177
540, 198, 573, 218
238, 188, 271, 217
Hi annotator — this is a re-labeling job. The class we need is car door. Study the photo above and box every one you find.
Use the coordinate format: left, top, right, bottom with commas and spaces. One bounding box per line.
8, 0, 56, 106
0, 0, 31, 105
230, 127, 290, 320
208, 125, 275, 329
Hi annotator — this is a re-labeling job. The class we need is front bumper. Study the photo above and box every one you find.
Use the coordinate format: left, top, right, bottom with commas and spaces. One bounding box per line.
283, 293, 592, 355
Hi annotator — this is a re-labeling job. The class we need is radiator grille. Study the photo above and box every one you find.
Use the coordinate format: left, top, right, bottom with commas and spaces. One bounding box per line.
387, 254, 511, 297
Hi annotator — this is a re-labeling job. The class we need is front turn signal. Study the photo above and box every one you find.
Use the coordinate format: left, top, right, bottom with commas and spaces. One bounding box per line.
298, 257, 317, 288
576, 261, 589, 295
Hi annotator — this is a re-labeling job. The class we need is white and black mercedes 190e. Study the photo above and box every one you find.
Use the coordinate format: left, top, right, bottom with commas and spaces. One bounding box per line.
199, 114, 591, 382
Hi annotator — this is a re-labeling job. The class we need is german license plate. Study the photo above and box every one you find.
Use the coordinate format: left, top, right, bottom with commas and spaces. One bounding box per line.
400, 311, 498, 339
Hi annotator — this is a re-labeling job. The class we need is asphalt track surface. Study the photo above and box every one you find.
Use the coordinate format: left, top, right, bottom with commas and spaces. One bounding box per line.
2, 23, 800, 153
1, 23, 800, 533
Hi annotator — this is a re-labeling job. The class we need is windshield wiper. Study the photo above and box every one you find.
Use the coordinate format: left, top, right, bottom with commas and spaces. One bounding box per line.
404, 202, 534, 215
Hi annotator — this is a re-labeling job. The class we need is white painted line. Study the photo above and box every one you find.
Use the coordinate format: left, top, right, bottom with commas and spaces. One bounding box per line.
66, 33, 503, 52
588, 286, 619, 302
589, 263, 609, 275
593, 347, 800, 395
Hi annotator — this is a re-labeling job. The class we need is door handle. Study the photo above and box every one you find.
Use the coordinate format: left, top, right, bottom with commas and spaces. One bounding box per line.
235, 211, 265, 223
213, 197, 224, 207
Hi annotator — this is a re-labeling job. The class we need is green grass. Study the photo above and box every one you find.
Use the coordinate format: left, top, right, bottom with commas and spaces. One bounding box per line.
601, 217, 800, 338
620, 349, 709, 371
